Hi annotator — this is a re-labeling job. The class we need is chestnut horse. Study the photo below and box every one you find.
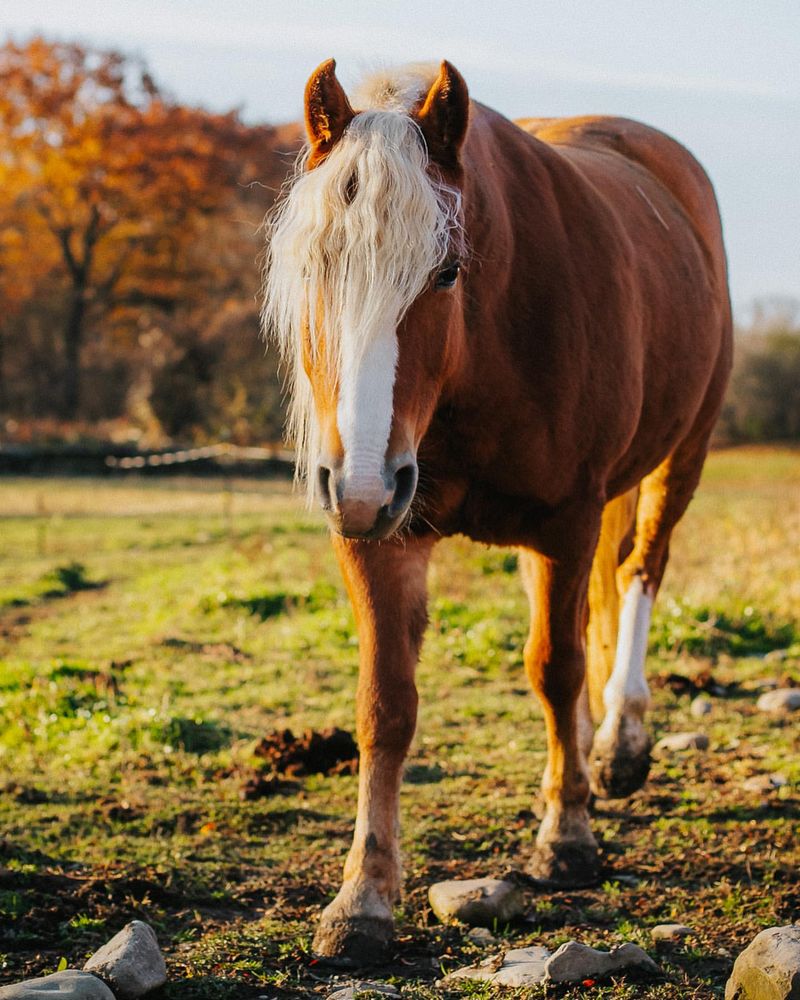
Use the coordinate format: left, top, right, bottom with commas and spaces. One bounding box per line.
263, 59, 731, 960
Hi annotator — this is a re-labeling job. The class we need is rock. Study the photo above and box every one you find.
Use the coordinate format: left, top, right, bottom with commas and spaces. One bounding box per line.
690, 696, 713, 718
743, 773, 788, 794
763, 649, 791, 663
654, 732, 709, 753
495, 947, 551, 986
0, 971, 116, 1000
83, 921, 166, 999
428, 877, 524, 927
757, 689, 800, 715
545, 940, 659, 983
725, 925, 800, 999
443, 948, 548, 986
442, 941, 658, 987
328, 984, 400, 1000
652, 923, 694, 943
466, 926, 496, 944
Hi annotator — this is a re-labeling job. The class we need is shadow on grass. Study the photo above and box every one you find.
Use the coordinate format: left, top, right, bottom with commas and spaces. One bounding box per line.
161, 979, 284, 1000
705, 800, 800, 822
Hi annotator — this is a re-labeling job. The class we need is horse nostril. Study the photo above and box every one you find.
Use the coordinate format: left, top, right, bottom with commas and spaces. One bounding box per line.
389, 463, 418, 516
317, 465, 334, 511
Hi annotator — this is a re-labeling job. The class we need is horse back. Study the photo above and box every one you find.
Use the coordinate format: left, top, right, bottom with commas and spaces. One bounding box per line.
515, 114, 727, 288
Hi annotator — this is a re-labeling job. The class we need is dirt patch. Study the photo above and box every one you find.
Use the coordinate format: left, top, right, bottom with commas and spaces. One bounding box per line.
160, 637, 251, 662
252, 727, 358, 777
239, 774, 300, 801
652, 667, 736, 696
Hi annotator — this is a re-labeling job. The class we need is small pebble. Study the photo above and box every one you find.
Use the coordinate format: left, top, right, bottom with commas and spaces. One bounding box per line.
652, 923, 694, 943
756, 688, 800, 714
690, 696, 712, 718
654, 731, 709, 753
742, 773, 787, 794
467, 926, 497, 943
328, 983, 399, 1000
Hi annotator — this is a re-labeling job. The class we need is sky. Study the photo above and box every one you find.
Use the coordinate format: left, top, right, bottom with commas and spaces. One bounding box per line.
4, 0, 799, 315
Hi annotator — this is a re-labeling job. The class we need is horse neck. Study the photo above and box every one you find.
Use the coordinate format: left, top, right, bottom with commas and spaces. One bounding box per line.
449, 105, 564, 393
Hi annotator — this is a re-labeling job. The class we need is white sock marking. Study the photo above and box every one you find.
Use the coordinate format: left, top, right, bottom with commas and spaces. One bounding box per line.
603, 576, 653, 719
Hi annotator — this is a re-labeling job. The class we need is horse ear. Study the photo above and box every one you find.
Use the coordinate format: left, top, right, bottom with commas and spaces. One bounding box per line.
416, 61, 470, 170
304, 59, 355, 165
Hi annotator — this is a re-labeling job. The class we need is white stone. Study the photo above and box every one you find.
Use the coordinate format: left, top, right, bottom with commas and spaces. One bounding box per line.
428, 878, 525, 927
443, 940, 658, 987
545, 940, 659, 983
725, 925, 800, 999
328, 983, 400, 1000
652, 923, 694, 943
690, 696, 713, 718
756, 689, 800, 715
654, 732, 709, 753
763, 650, 791, 663
443, 948, 549, 986
494, 947, 551, 986
83, 921, 166, 999
0, 971, 115, 1000
743, 773, 788, 794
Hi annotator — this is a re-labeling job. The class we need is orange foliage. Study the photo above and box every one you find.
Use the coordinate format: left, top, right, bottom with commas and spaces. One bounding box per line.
0, 37, 301, 425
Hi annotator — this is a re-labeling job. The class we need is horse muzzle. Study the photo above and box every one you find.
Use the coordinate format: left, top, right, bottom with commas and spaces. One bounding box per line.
316, 453, 418, 540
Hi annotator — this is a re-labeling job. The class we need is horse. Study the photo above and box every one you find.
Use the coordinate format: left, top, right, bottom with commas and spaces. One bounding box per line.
262, 58, 732, 961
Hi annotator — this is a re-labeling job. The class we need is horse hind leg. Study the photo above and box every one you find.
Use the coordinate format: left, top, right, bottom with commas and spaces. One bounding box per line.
586, 488, 653, 799
585, 488, 639, 723
589, 431, 714, 799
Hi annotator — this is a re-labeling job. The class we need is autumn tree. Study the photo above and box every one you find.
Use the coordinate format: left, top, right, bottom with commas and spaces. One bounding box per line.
0, 37, 294, 420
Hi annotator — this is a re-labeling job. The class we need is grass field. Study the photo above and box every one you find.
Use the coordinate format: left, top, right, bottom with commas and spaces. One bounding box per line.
0, 447, 798, 999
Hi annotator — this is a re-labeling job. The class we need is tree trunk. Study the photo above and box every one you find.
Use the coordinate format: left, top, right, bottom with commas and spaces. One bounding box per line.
62, 289, 86, 418
0, 325, 5, 413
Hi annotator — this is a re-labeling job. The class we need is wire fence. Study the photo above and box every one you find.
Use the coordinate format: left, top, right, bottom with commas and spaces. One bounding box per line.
104, 443, 294, 470
0, 442, 295, 477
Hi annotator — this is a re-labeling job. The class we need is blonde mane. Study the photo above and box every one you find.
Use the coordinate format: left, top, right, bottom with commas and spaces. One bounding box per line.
262, 69, 464, 496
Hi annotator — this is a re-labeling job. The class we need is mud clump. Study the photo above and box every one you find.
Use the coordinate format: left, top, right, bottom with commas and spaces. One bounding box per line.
239, 774, 300, 801
253, 727, 359, 778
654, 668, 733, 697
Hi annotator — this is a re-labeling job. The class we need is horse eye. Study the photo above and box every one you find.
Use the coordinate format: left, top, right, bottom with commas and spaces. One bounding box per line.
435, 263, 460, 290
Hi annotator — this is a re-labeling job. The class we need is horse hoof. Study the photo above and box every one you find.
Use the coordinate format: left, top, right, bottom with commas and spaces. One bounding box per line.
590, 736, 652, 800
526, 841, 600, 888
312, 915, 394, 965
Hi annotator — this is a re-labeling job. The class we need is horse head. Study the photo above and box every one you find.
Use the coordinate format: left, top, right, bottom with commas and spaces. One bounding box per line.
264, 60, 470, 539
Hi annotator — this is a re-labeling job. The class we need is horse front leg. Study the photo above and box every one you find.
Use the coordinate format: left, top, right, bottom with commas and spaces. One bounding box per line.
312, 533, 434, 962
520, 543, 600, 886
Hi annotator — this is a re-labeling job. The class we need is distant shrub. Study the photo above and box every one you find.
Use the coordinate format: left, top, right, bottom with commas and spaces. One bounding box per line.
718, 300, 800, 443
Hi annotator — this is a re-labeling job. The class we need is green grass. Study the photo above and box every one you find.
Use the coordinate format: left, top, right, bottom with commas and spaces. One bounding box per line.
0, 451, 798, 998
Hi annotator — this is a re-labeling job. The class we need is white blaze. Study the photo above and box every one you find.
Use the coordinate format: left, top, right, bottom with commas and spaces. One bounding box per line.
337, 328, 398, 502
262, 90, 463, 501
